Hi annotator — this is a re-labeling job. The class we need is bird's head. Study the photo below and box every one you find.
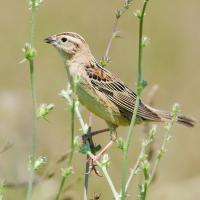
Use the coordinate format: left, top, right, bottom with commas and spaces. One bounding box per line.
44, 32, 91, 60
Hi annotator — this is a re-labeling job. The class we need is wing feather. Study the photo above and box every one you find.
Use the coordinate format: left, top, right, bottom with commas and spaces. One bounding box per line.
86, 62, 161, 121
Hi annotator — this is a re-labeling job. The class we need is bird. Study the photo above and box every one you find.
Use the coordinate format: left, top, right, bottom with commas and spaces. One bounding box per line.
44, 32, 195, 162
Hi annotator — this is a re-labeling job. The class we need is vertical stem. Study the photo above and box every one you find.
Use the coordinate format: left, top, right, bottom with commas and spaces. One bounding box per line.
83, 127, 91, 200
137, 1, 148, 86
104, 1, 134, 60
121, 97, 140, 199
87, 152, 119, 200
101, 166, 119, 199
121, 1, 149, 199
83, 146, 90, 200
104, 18, 119, 59
55, 80, 76, 200
26, 1, 37, 200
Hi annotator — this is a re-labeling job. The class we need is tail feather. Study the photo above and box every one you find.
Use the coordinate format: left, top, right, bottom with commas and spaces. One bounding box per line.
153, 109, 196, 127
176, 115, 196, 127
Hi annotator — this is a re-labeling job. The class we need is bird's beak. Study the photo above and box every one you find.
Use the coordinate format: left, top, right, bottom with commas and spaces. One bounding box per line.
44, 36, 56, 44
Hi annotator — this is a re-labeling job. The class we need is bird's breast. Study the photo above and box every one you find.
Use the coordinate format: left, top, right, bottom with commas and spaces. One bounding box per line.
75, 79, 130, 126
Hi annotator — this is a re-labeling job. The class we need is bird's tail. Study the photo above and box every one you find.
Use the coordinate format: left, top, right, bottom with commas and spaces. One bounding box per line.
150, 108, 196, 127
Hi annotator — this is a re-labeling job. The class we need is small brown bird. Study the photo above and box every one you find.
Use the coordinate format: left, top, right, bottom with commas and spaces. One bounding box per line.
45, 32, 195, 161
45, 32, 195, 127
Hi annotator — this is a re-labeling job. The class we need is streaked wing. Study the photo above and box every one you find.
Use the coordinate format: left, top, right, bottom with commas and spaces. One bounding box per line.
86, 62, 160, 121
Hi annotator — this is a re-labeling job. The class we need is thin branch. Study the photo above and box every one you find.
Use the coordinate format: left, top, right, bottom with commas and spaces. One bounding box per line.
143, 85, 159, 180
83, 127, 92, 200
87, 152, 119, 200
121, 1, 150, 199
125, 144, 145, 191
138, 104, 180, 200
148, 105, 179, 186
104, 0, 134, 60
125, 125, 157, 193
55, 81, 78, 200
25, 0, 40, 199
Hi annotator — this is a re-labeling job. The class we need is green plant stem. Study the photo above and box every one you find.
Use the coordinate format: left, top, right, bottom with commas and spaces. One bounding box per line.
121, 97, 140, 199
83, 154, 90, 200
83, 139, 91, 200
148, 119, 175, 186
26, 60, 37, 200
104, 17, 119, 59
30, 3, 36, 46
82, 124, 92, 200
101, 166, 119, 199
121, 1, 149, 199
55, 85, 76, 200
87, 152, 119, 200
60, 88, 89, 200
137, 1, 148, 85
104, 0, 133, 59
26, 1, 37, 200
125, 144, 145, 192
139, 105, 178, 200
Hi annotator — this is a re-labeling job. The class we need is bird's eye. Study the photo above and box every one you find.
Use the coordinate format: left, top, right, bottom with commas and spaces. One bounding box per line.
61, 37, 67, 42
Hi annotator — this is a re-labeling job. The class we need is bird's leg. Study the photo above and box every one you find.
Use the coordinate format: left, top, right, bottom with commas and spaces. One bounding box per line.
82, 127, 110, 176
82, 128, 110, 155
87, 130, 117, 166
82, 128, 110, 145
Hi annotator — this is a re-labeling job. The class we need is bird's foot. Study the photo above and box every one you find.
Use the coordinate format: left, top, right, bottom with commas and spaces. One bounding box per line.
86, 154, 102, 177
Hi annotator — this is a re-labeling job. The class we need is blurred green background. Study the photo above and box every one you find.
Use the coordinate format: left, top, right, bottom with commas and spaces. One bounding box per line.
0, 0, 199, 199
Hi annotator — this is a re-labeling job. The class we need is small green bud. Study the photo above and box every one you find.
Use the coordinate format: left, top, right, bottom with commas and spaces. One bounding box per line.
172, 103, 180, 114
115, 9, 122, 19
73, 136, 81, 151
134, 10, 142, 19
158, 148, 166, 159
33, 156, 47, 171
22, 43, 36, 62
148, 125, 157, 141
100, 58, 111, 68
142, 36, 150, 48
141, 160, 150, 180
124, 0, 133, 9
141, 160, 149, 170
61, 166, 73, 177
112, 31, 121, 39
100, 154, 110, 168
116, 137, 126, 151
37, 103, 55, 120
59, 88, 73, 107
166, 135, 172, 143
139, 154, 148, 162
29, 0, 43, 9
59, 89, 68, 99
134, 10, 146, 19
171, 103, 180, 123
